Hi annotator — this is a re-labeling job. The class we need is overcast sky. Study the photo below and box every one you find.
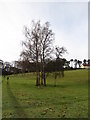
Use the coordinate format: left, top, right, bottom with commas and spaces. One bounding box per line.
0, 1, 88, 62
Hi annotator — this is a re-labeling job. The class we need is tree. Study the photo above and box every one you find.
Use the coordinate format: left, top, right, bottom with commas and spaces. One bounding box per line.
83, 59, 87, 65
0, 60, 3, 75
65, 60, 70, 69
21, 20, 41, 86
88, 59, 90, 64
3, 62, 12, 75
70, 59, 73, 68
54, 46, 67, 87
0, 60, 3, 69
39, 22, 54, 86
20, 20, 54, 86
55, 46, 67, 59
74, 59, 78, 68
77, 60, 82, 68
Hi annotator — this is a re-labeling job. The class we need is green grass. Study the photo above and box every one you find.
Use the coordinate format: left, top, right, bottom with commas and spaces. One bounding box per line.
2, 69, 88, 118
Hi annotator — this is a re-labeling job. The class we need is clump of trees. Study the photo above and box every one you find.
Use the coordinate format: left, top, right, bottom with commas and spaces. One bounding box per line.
1, 20, 88, 86
20, 21, 54, 86
20, 20, 67, 86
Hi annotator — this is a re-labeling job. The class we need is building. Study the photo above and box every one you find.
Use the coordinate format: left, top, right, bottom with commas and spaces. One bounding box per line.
80, 64, 90, 69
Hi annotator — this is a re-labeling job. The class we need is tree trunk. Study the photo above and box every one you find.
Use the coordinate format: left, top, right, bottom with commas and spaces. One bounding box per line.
36, 73, 39, 86
40, 58, 43, 85
36, 56, 38, 86
41, 71, 43, 85
43, 64, 46, 86
44, 75, 46, 86
38, 70, 40, 85
36, 64, 40, 86
43, 50, 46, 86
35, 39, 40, 86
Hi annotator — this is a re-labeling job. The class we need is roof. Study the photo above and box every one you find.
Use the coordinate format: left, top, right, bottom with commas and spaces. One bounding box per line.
83, 64, 90, 66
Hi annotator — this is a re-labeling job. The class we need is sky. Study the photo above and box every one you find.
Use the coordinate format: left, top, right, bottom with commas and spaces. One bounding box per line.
0, 1, 88, 63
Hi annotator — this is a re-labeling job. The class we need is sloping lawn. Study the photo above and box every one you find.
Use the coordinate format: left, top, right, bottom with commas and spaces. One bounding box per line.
2, 69, 88, 118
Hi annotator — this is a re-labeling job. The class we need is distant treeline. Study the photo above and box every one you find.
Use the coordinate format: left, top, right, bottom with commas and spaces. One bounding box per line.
0, 58, 86, 76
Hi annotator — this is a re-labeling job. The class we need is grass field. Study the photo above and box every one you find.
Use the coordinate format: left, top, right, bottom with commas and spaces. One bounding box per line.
2, 69, 88, 118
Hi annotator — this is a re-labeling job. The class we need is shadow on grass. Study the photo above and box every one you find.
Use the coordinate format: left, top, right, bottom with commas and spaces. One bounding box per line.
46, 84, 69, 88
19, 82, 70, 89
6, 83, 27, 118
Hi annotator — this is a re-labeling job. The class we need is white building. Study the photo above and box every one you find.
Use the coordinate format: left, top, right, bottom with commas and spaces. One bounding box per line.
80, 64, 90, 69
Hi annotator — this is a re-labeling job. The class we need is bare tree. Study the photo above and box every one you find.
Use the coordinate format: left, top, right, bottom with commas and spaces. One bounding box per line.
20, 21, 41, 86
55, 46, 67, 59
54, 46, 67, 87
39, 22, 54, 86
20, 20, 54, 86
